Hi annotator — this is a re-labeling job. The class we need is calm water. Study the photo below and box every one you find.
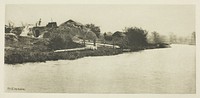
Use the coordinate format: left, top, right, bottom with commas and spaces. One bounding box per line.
4, 44, 196, 93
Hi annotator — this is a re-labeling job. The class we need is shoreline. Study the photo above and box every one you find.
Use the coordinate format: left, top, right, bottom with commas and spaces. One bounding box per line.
5, 47, 123, 64
5, 45, 168, 65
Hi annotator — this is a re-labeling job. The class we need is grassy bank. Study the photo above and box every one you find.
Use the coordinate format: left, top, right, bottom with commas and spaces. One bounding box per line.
5, 47, 123, 64
5, 44, 166, 64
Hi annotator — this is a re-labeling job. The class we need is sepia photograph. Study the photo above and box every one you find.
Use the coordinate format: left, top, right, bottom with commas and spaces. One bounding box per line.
3, 3, 197, 94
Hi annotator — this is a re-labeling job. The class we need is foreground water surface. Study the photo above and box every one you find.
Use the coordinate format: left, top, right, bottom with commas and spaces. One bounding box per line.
5, 44, 196, 93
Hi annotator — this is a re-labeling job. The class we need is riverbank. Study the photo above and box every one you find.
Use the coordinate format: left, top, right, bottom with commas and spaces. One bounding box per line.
5, 44, 169, 64
5, 47, 124, 64
5, 35, 170, 64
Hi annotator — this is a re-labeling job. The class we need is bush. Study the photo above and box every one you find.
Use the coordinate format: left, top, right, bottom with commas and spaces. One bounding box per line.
124, 27, 148, 47
46, 28, 84, 50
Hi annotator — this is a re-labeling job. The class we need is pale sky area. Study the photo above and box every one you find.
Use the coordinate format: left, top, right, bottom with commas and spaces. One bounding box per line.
5, 5, 195, 36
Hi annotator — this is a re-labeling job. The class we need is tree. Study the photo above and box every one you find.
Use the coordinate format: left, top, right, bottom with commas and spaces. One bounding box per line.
124, 27, 148, 47
86, 31, 97, 46
152, 31, 159, 44
104, 32, 113, 41
191, 32, 196, 45
77, 27, 97, 46
112, 31, 126, 49
169, 33, 177, 44
47, 29, 75, 50
85, 24, 101, 38
80, 27, 89, 46
151, 31, 162, 44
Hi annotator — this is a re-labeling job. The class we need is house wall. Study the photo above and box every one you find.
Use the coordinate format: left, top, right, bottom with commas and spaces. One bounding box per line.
32, 27, 46, 37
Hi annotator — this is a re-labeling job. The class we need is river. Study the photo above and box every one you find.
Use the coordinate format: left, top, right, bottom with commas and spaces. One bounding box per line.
4, 44, 196, 93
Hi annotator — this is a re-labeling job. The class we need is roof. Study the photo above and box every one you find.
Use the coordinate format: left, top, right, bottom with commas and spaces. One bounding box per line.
60, 19, 83, 27
46, 22, 57, 28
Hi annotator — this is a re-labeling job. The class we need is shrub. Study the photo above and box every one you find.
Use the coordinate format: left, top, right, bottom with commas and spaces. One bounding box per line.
124, 27, 148, 47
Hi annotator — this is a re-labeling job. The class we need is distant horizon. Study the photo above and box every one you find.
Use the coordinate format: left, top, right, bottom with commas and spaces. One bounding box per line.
5, 5, 195, 37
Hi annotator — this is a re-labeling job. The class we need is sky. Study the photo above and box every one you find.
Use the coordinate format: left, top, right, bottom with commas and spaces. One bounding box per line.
5, 5, 195, 37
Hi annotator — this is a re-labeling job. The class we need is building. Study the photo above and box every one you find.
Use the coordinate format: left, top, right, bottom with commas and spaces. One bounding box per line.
32, 22, 58, 37
46, 22, 57, 28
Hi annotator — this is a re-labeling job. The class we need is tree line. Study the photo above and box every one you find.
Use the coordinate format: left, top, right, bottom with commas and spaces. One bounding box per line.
5, 20, 195, 51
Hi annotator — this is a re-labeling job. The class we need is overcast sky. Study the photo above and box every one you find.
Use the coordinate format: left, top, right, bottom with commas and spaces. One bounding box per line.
5, 5, 195, 36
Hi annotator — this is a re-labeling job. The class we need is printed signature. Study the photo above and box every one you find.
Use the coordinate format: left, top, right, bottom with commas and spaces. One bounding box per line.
7, 87, 25, 91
